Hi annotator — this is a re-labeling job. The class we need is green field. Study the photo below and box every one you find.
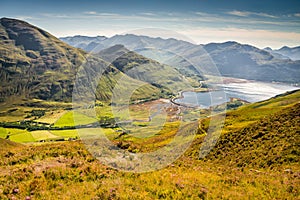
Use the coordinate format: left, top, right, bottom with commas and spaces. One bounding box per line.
5, 129, 34, 143
54, 111, 98, 127
31, 131, 59, 141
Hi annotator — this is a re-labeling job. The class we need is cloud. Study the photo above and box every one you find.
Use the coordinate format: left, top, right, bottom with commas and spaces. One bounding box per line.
15, 16, 36, 20
140, 12, 157, 16
179, 28, 300, 48
83, 11, 120, 16
194, 12, 214, 17
40, 13, 72, 19
227, 11, 249, 17
294, 13, 300, 17
227, 10, 277, 18
84, 11, 97, 15
254, 13, 278, 18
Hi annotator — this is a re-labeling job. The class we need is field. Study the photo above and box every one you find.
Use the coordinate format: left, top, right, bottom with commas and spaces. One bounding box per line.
0, 98, 194, 143
54, 111, 98, 127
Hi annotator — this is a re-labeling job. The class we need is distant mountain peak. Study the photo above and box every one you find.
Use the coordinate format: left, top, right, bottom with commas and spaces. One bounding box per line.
60, 33, 300, 84
279, 46, 290, 50
264, 47, 272, 51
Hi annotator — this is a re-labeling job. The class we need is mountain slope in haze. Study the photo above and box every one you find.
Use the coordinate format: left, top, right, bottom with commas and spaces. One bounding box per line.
263, 47, 290, 60
96, 44, 203, 92
61, 35, 300, 84
0, 18, 163, 103
274, 46, 300, 61
203, 41, 300, 83
60, 35, 107, 52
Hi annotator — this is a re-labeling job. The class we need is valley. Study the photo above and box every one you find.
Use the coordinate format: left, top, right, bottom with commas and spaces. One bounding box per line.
0, 17, 299, 199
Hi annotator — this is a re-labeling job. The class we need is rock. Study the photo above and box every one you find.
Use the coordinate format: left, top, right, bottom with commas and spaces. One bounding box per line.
12, 188, 19, 194
284, 169, 293, 173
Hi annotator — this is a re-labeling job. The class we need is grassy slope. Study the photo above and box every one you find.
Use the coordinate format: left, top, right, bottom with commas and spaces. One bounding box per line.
0, 90, 299, 199
0, 138, 22, 151
190, 90, 300, 162
202, 102, 299, 168
221, 89, 300, 134
0, 17, 85, 101
98, 45, 201, 93
0, 18, 164, 104
0, 138, 298, 199
54, 111, 98, 127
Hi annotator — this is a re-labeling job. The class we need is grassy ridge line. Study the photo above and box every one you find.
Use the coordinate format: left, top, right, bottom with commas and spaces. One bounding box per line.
200, 102, 300, 167
206, 89, 300, 135
187, 90, 300, 167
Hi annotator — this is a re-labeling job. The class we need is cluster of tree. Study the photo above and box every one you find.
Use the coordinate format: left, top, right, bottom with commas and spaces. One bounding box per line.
0, 116, 119, 132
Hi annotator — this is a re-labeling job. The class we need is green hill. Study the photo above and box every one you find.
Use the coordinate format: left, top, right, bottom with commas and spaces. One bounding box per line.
0, 17, 85, 101
0, 18, 163, 103
97, 44, 202, 93
203, 102, 299, 167
190, 90, 300, 168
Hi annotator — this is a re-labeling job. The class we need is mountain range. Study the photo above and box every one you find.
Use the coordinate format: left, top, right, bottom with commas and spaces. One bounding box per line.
0, 17, 299, 199
61, 34, 300, 84
0, 18, 156, 102
265, 46, 300, 61
0, 18, 201, 103
0, 17, 299, 104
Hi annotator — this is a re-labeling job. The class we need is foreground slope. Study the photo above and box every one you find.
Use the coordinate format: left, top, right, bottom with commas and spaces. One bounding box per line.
188, 90, 300, 167
0, 138, 22, 151
203, 102, 299, 168
0, 90, 299, 199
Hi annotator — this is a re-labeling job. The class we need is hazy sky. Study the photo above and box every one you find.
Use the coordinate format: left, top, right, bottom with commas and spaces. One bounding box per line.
1, 0, 300, 48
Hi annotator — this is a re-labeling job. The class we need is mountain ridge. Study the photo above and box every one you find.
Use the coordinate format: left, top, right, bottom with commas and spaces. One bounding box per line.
0, 18, 166, 103
61, 34, 300, 84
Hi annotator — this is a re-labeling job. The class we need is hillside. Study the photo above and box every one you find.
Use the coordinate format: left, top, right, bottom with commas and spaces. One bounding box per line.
203, 102, 299, 167
97, 44, 202, 92
0, 138, 22, 151
61, 34, 300, 84
0, 18, 86, 101
0, 18, 166, 103
0, 90, 299, 199
187, 89, 300, 168
203, 42, 300, 83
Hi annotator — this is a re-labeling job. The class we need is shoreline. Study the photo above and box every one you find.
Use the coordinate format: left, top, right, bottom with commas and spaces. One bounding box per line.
170, 85, 219, 108
170, 88, 249, 109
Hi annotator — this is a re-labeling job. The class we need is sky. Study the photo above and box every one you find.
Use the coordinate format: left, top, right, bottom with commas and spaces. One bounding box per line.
1, 0, 300, 49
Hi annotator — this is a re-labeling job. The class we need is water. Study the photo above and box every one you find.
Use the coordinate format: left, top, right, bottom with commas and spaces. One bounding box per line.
175, 81, 299, 108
